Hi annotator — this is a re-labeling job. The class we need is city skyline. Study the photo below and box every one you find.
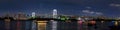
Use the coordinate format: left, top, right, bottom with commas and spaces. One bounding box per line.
0, 0, 120, 17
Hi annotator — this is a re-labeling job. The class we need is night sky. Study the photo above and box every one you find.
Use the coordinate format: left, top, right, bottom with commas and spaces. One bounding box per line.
0, 0, 120, 17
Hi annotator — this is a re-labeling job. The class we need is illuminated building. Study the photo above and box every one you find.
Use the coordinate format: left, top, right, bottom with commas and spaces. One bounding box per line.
53, 9, 57, 18
52, 9, 57, 30
32, 12, 36, 18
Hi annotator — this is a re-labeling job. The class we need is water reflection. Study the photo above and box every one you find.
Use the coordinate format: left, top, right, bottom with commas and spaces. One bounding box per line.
37, 21, 47, 30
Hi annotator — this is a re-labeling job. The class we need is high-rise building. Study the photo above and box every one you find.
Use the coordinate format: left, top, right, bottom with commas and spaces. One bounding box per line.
52, 9, 58, 30
53, 9, 57, 18
32, 12, 36, 17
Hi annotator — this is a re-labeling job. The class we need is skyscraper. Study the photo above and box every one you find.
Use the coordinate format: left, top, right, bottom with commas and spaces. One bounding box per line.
32, 12, 36, 18
53, 9, 57, 18
52, 9, 58, 30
